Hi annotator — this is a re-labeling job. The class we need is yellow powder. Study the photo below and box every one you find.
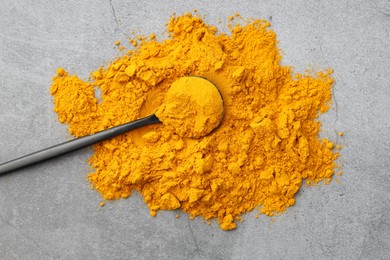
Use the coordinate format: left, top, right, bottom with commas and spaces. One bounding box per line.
156, 76, 224, 138
50, 12, 339, 230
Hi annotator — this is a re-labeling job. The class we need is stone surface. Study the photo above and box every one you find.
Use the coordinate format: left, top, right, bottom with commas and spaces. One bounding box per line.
0, 0, 389, 259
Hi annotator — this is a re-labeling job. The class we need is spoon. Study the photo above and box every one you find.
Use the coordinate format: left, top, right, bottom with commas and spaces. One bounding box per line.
0, 76, 224, 175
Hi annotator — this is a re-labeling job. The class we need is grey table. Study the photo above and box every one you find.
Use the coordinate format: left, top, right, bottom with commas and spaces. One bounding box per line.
0, 0, 389, 259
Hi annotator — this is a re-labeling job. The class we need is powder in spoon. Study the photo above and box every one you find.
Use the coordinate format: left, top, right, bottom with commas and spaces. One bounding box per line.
156, 76, 224, 138
50, 12, 339, 230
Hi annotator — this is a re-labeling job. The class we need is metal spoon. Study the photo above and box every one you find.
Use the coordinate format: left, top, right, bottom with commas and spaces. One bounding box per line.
0, 76, 223, 175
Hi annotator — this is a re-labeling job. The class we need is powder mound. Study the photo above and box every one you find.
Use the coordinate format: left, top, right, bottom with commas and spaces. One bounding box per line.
51, 12, 339, 230
156, 76, 224, 138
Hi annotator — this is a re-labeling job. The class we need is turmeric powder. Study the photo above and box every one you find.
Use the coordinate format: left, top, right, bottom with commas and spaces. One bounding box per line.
156, 76, 224, 138
50, 12, 339, 230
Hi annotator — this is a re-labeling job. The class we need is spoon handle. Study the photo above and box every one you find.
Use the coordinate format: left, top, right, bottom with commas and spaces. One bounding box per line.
0, 114, 160, 175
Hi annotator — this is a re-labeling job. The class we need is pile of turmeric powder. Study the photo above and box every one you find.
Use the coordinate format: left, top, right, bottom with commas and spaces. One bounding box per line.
50, 13, 339, 230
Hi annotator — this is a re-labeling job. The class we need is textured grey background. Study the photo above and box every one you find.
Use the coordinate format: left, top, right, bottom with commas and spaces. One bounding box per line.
0, 0, 389, 259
